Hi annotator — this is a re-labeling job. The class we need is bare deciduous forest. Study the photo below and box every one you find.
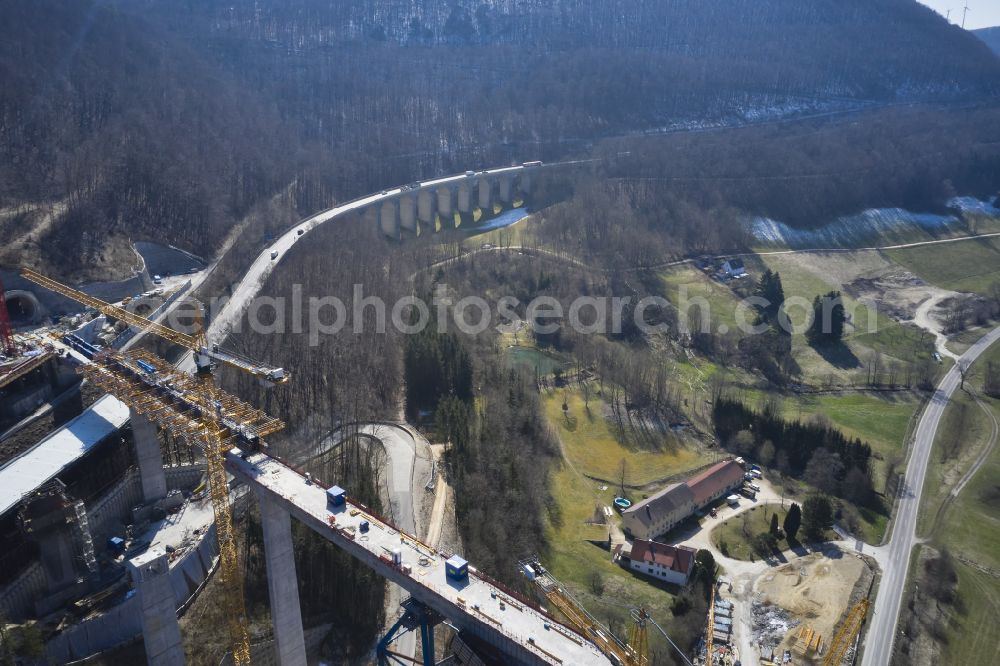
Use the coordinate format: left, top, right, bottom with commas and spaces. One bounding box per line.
3, 0, 1000, 277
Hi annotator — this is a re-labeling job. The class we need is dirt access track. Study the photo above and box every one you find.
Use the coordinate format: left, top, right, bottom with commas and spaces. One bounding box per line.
753, 549, 870, 663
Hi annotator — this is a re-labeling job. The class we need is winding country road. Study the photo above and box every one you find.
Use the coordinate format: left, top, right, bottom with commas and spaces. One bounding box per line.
861, 325, 1000, 666
307, 423, 433, 660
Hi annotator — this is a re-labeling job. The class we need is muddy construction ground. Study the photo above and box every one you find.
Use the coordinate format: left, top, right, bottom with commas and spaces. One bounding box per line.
751, 548, 873, 663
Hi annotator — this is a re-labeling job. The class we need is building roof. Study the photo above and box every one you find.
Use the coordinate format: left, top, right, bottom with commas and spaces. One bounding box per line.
0, 394, 130, 517
622, 460, 744, 532
687, 460, 745, 505
726, 258, 745, 270
629, 539, 696, 575
622, 482, 694, 531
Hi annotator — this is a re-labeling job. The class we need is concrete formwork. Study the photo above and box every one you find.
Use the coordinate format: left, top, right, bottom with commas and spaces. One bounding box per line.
131, 409, 167, 503
417, 189, 436, 226
399, 194, 418, 234
258, 493, 307, 666
478, 179, 493, 210
128, 548, 184, 666
379, 200, 400, 240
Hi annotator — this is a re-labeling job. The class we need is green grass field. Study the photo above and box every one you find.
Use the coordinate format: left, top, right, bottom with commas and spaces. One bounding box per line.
660, 265, 745, 334
887, 236, 1000, 296
542, 388, 705, 486
739, 251, 915, 384
710, 504, 791, 561
736, 389, 919, 488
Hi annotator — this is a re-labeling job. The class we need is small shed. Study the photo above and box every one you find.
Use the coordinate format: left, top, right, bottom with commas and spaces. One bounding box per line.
446, 555, 469, 581
326, 485, 346, 506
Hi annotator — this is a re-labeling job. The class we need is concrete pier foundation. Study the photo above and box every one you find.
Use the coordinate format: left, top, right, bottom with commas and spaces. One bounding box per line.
399, 195, 418, 234
258, 494, 307, 666
417, 190, 436, 228
129, 548, 184, 666
379, 200, 400, 240
131, 409, 167, 503
478, 179, 493, 210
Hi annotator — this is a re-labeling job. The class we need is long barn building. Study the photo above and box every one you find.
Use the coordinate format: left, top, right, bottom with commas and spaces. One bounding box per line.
621, 460, 744, 541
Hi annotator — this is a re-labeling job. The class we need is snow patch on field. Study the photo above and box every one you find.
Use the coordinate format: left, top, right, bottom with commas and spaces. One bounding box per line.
751, 198, 999, 248
948, 196, 1000, 216
751, 208, 955, 247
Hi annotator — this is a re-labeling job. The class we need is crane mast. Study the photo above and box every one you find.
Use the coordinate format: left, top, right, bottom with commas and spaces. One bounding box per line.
21, 268, 288, 384
822, 598, 869, 666
22, 268, 288, 665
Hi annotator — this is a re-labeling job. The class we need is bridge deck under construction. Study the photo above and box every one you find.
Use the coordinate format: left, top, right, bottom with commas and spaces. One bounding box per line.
225, 449, 613, 666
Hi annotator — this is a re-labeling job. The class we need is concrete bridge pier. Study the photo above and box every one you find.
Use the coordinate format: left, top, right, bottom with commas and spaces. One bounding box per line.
478, 179, 493, 211
131, 409, 167, 503
417, 189, 436, 230
498, 175, 513, 204
399, 194, 418, 235
518, 172, 532, 197
457, 182, 473, 215
258, 493, 307, 666
363, 207, 379, 234
436, 186, 454, 226
379, 200, 400, 240
129, 548, 185, 666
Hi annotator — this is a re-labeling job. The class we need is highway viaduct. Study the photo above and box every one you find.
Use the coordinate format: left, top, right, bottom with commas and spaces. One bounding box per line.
362, 164, 538, 239
128, 418, 612, 666
115, 159, 611, 666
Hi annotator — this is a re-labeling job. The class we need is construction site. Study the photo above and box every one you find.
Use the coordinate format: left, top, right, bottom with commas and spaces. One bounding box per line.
1, 192, 879, 666
0, 259, 663, 666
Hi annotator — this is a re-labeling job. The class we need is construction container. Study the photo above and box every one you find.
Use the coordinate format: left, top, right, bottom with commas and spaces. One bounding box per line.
326, 485, 346, 506
446, 555, 469, 581
391, 548, 402, 566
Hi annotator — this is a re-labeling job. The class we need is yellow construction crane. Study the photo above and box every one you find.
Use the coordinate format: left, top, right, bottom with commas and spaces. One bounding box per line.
626, 609, 650, 666
520, 558, 693, 666
22, 268, 288, 666
822, 598, 870, 666
21, 268, 288, 384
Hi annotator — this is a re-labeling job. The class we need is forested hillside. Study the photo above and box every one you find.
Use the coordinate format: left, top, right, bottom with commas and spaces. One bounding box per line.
0, 0, 302, 279
3, 0, 999, 278
976, 26, 1000, 57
